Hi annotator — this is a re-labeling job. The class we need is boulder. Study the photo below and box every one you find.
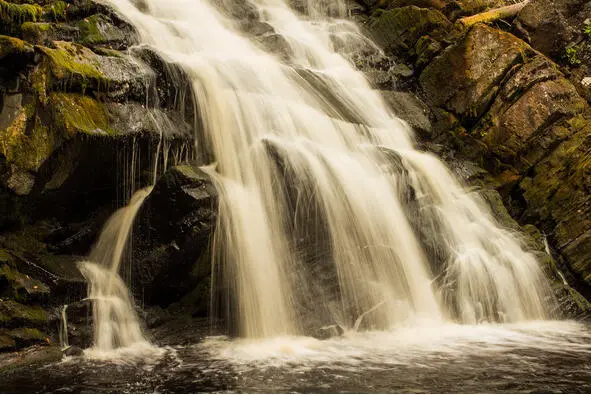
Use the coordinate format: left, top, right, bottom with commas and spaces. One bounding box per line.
381, 90, 432, 136
420, 24, 531, 123
22, 13, 135, 49
514, 0, 589, 59
132, 164, 217, 312
367, 6, 451, 55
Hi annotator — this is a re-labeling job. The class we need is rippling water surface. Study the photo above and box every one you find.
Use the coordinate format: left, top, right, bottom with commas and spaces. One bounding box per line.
2, 320, 590, 393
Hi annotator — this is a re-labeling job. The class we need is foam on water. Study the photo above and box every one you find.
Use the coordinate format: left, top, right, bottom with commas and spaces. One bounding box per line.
198, 321, 591, 369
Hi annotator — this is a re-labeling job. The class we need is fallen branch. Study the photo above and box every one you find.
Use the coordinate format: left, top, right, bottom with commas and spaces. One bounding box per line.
456, 0, 531, 29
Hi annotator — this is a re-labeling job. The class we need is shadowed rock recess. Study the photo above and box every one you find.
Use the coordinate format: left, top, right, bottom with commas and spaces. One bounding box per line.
0, 0, 589, 358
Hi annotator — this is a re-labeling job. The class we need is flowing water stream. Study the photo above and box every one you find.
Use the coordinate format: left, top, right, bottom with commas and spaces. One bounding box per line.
27, 0, 590, 391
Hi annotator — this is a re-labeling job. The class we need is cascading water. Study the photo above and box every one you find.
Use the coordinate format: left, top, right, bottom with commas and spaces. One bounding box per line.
79, 187, 153, 353
99, 0, 555, 338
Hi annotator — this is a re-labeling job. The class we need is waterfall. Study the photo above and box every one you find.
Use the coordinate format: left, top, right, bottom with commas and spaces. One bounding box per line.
59, 304, 69, 350
101, 0, 555, 338
79, 187, 153, 352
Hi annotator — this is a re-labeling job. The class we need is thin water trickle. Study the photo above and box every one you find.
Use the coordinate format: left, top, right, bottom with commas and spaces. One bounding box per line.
59, 304, 69, 350
79, 187, 154, 355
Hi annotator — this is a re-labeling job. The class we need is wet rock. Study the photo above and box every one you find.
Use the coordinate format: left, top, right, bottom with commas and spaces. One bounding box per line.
0, 299, 48, 328
382, 91, 432, 136
62, 300, 92, 348
22, 14, 135, 49
132, 164, 217, 311
35, 41, 152, 101
420, 24, 531, 123
258, 34, 294, 62
62, 345, 83, 357
0, 344, 62, 373
514, 0, 589, 59
367, 6, 451, 55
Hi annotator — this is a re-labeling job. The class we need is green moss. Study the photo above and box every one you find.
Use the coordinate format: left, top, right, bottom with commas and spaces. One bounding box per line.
0, 34, 32, 59
0, 0, 42, 29
21, 21, 52, 43
0, 109, 56, 172
39, 42, 104, 81
565, 46, 582, 66
47, 0, 67, 21
0, 299, 48, 325
583, 24, 591, 39
77, 14, 107, 45
50, 92, 112, 135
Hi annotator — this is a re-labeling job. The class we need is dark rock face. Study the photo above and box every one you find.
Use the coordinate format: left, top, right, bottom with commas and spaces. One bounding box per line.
367, 6, 451, 56
514, 0, 591, 103
132, 165, 216, 315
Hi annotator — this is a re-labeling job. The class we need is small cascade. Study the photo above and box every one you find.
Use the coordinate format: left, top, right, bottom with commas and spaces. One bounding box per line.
59, 304, 69, 350
79, 187, 153, 352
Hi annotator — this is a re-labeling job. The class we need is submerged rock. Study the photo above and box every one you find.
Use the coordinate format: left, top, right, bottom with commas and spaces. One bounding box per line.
62, 345, 83, 357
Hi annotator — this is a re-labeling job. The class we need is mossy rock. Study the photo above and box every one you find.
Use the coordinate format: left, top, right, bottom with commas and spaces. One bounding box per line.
367, 6, 451, 54
21, 21, 57, 45
22, 14, 133, 49
77, 13, 129, 47
420, 23, 532, 121
7, 327, 48, 345
0, 107, 57, 176
0, 0, 43, 35
0, 299, 48, 327
50, 92, 111, 135
0, 260, 50, 303
0, 34, 33, 60
519, 116, 591, 288
37, 41, 107, 91
36, 41, 151, 100
0, 333, 15, 350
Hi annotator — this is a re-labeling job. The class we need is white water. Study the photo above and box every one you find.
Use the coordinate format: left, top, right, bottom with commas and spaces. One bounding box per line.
199, 320, 591, 370
59, 304, 69, 350
78, 187, 154, 354
99, 0, 556, 338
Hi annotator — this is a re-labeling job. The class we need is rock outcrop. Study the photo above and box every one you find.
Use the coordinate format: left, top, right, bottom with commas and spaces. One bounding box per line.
0, 0, 195, 352
362, 0, 591, 314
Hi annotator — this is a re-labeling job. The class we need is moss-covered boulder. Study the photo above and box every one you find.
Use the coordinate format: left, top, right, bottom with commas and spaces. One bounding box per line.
471, 57, 587, 173
0, 251, 50, 303
420, 24, 531, 122
0, 1, 43, 35
0, 35, 33, 61
36, 41, 150, 100
0, 299, 47, 327
367, 6, 451, 55
22, 13, 134, 48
